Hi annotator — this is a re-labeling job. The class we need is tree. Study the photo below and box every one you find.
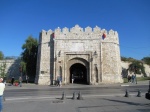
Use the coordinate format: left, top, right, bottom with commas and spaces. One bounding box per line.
121, 56, 136, 62
20, 61, 27, 75
142, 56, 150, 66
128, 61, 146, 77
0, 51, 4, 60
0, 61, 7, 78
21, 36, 38, 79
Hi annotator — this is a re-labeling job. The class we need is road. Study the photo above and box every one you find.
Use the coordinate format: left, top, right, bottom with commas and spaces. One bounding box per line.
5, 84, 149, 99
3, 83, 150, 112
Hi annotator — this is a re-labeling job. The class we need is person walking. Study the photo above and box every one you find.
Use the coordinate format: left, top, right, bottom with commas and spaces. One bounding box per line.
59, 75, 62, 87
25, 75, 29, 84
127, 75, 131, 83
131, 74, 135, 83
0, 78, 5, 112
19, 76, 22, 87
72, 74, 74, 84
11, 76, 14, 86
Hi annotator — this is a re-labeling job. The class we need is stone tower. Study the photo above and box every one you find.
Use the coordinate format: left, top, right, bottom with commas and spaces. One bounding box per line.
35, 25, 123, 85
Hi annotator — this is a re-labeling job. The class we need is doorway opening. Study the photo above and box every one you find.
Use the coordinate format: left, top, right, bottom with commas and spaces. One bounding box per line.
70, 63, 87, 84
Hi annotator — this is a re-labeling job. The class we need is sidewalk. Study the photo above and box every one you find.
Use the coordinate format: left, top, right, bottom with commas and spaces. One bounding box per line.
5, 80, 150, 90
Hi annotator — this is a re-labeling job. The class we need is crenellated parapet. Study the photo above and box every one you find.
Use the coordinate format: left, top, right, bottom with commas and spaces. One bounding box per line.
40, 25, 119, 44
53, 25, 119, 44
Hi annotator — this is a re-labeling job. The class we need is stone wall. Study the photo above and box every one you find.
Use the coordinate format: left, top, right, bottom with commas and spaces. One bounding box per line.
0, 59, 20, 80
121, 61, 150, 77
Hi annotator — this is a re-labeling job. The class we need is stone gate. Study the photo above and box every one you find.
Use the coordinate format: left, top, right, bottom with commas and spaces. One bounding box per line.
35, 25, 123, 85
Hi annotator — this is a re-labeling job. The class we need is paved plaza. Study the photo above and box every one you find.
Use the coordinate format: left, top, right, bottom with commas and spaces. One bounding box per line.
3, 81, 150, 112
3, 95, 150, 112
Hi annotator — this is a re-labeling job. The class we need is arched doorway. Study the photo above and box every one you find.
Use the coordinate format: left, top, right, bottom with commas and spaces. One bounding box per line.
70, 63, 87, 84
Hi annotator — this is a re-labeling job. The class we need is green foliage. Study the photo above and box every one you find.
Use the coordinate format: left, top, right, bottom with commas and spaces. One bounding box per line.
121, 56, 127, 61
21, 36, 38, 78
14, 80, 19, 83
136, 77, 150, 81
20, 61, 27, 75
121, 56, 136, 62
0, 61, 7, 78
128, 61, 146, 77
142, 56, 150, 66
0, 51, 4, 60
121, 56, 147, 77
123, 78, 128, 83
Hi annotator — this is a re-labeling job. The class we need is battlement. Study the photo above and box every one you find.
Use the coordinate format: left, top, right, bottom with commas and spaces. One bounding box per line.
55, 24, 117, 35
41, 25, 119, 43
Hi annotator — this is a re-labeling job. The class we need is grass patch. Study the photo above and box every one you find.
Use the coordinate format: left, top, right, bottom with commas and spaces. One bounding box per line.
137, 77, 150, 81
123, 78, 128, 83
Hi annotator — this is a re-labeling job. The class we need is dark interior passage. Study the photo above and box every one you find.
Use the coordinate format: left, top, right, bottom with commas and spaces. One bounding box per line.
70, 63, 87, 84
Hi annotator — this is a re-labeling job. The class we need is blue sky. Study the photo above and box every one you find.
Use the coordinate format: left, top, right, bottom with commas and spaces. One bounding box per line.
0, 0, 150, 60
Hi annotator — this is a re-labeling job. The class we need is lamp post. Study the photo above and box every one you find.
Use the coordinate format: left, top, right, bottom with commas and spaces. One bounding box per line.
58, 50, 61, 57
93, 51, 97, 58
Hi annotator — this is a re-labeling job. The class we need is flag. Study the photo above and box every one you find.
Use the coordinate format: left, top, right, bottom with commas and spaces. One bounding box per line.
102, 33, 106, 39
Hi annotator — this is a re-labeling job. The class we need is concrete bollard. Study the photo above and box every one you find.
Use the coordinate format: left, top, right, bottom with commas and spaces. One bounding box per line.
61, 91, 66, 100
72, 92, 76, 100
145, 81, 150, 100
125, 89, 129, 97
77, 91, 83, 100
137, 89, 141, 97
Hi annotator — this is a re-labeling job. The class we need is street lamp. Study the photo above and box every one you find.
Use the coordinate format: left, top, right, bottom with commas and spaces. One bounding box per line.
93, 51, 97, 58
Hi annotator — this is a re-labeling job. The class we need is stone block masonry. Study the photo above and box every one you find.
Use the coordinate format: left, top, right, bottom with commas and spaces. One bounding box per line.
35, 25, 123, 85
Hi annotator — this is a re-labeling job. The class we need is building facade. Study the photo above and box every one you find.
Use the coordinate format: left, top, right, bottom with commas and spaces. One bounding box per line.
35, 25, 123, 85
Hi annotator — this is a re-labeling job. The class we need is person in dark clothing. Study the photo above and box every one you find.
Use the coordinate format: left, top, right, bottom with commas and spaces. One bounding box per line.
11, 77, 14, 85
56, 75, 59, 86
127, 75, 131, 83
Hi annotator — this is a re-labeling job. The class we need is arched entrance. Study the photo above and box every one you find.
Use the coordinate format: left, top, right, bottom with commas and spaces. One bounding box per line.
70, 63, 87, 84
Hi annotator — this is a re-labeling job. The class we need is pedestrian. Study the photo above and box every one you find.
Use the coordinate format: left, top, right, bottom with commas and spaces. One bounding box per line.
131, 74, 135, 83
56, 75, 59, 86
19, 76, 22, 87
59, 75, 62, 87
11, 76, 14, 85
127, 75, 131, 83
0, 78, 5, 112
72, 74, 74, 84
25, 75, 29, 84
